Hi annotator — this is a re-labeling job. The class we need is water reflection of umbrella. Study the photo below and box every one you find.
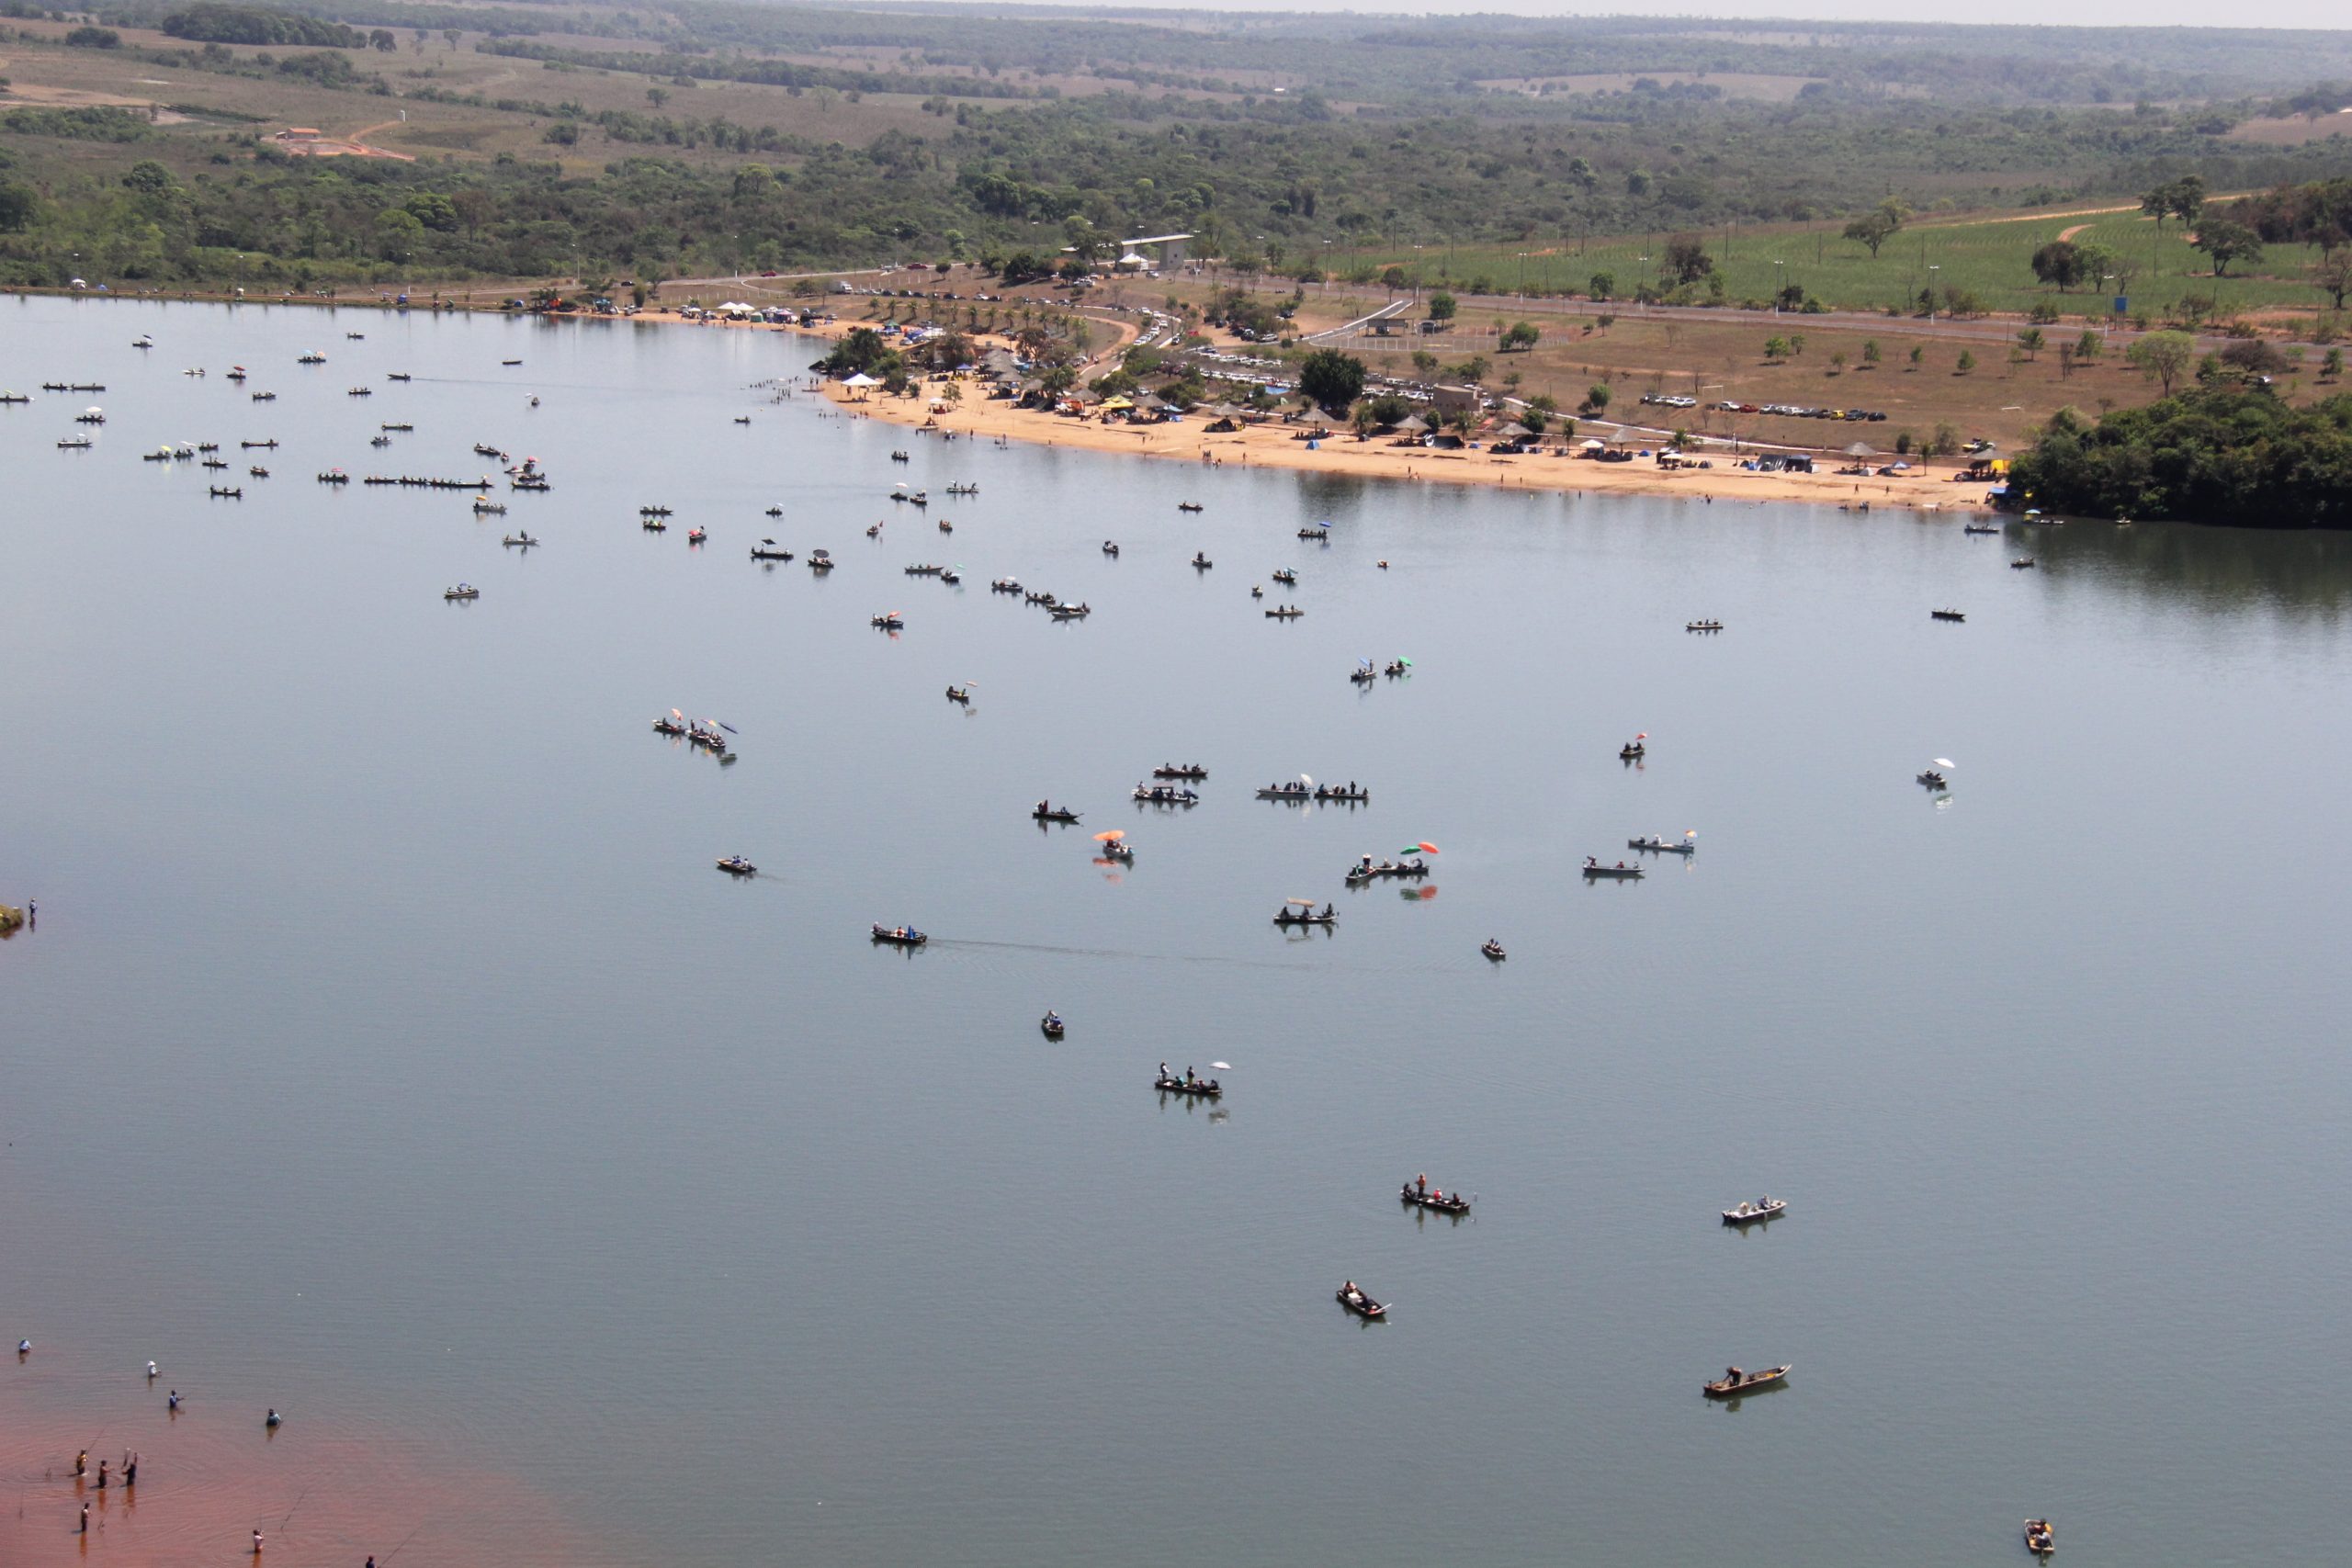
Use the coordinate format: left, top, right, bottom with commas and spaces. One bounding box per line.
1092, 829, 1125, 841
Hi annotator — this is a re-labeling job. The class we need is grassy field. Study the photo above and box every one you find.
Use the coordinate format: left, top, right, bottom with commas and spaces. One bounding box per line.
1325, 206, 2345, 324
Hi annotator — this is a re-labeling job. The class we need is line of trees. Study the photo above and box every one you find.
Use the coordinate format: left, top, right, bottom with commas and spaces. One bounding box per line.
2009, 386, 2352, 526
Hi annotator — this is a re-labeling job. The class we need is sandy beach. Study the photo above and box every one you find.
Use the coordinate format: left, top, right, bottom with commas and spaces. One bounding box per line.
776, 319, 1996, 513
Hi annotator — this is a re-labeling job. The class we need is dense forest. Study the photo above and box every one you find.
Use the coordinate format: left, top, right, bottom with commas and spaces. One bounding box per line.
2010, 387, 2352, 526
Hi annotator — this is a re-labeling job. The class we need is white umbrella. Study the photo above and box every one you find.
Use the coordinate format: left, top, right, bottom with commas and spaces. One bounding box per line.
1932, 758, 1955, 770
1209, 1062, 1230, 1071
842, 372, 881, 389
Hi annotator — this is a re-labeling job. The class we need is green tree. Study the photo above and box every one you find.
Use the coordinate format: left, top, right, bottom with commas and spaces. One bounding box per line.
368, 28, 396, 51
2323, 347, 2345, 381
1661, 233, 1713, 285
2075, 329, 2102, 363
2192, 219, 2261, 277
1842, 197, 1909, 258
1588, 271, 1614, 301
1297, 348, 1367, 417
1908, 344, 1925, 368
2316, 253, 2352, 310
1427, 290, 1457, 322
2018, 327, 2045, 361
1955, 349, 1977, 375
648, 86, 670, 108
0, 182, 35, 232
121, 161, 177, 197
1501, 321, 1540, 352
1861, 339, 1882, 367
2127, 329, 2197, 395
2030, 240, 2085, 291
1762, 335, 1790, 362
1410, 350, 1438, 375
1583, 382, 1612, 412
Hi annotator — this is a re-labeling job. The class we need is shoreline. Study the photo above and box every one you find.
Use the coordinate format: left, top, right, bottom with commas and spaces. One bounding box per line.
781, 321, 1996, 512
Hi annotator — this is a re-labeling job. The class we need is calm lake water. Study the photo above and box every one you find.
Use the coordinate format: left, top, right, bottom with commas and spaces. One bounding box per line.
5, 295, 2351, 1568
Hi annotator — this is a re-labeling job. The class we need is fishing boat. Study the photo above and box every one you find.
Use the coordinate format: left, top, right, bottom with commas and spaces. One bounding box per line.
1964, 522, 1999, 535
1257, 784, 1315, 800
242, 439, 278, 449
870, 924, 927, 945
348, 387, 373, 398
75, 408, 105, 424
1917, 771, 1948, 790
249, 467, 269, 479
1399, 1182, 1470, 1215
1298, 527, 1331, 541
642, 517, 668, 532
1345, 858, 1429, 884
870, 613, 903, 629
1250, 585, 1263, 600
1040, 1013, 1066, 1040
1155, 1071, 1220, 1098
371, 435, 393, 449
866, 524, 883, 537
945, 483, 978, 496
473, 500, 507, 515
1024, 591, 1059, 607
380, 423, 413, 433
208, 487, 242, 499
1581, 860, 1643, 878
764, 507, 784, 517
1033, 803, 1081, 824
132, 334, 153, 348
733, 416, 751, 426
2011, 557, 2036, 569
1101, 839, 1134, 862
904, 564, 944, 576
502, 359, 522, 367
809, 552, 834, 572
1177, 502, 1203, 513
653, 714, 687, 736
1271, 569, 1297, 585
444, 583, 480, 601
1265, 606, 1304, 619
1629, 833, 1698, 854
1132, 785, 1199, 805
1349, 667, 1375, 684
639, 506, 672, 517
1686, 619, 1724, 632
2024, 1520, 2054, 1557
685, 527, 707, 544
1152, 765, 1208, 781
1048, 603, 1091, 619
388, 373, 412, 382
224, 368, 247, 382
1383, 660, 1410, 677
945, 685, 970, 704
1620, 741, 1646, 760
1102, 541, 1120, 556
715, 856, 756, 876
1702, 1365, 1790, 1398
751, 542, 793, 561
502, 534, 538, 548
1722, 1197, 1785, 1224
1481, 940, 1507, 961
1273, 908, 1337, 927
1192, 553, 1213, 569
1931, 608, 1966, 622
0, 391, 28, 404
318, 470, 349, 484
685, 726, 728, 753
990, 578, 1021, 593
1335, 1283, 1385, 1320
346, 333, 365, 341
253, 391, 277, 401
889, 450, 910, 463
56, 437, 91, 450
1315, 785, 1368, 803
937, 519, 952, 534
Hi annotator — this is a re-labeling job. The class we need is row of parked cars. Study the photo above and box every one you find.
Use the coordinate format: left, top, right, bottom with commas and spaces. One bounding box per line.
1642, 391, 1889, 423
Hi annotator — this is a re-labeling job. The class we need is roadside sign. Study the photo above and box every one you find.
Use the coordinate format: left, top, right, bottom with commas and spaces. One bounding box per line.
2112, 295, 2128, 314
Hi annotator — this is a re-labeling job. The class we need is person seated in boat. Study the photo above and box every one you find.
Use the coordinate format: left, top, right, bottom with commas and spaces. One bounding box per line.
1343, 1280, 1356, 1297
1321, 903, 1334, 919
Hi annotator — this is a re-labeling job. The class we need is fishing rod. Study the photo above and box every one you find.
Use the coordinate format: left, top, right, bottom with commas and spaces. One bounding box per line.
380, 1518, 431, 1564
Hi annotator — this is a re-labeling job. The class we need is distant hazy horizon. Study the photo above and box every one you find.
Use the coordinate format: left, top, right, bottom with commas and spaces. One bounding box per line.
932, 0, 2348, 36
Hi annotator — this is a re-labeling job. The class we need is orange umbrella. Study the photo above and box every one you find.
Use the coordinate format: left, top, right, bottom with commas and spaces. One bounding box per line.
1092, 829, 1125, 842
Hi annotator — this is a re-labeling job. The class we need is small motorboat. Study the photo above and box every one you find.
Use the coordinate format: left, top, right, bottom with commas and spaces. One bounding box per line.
1723, 1198, 1785, 1224
1620, 741, 1646, 760
2024, 1519, 2054, 1557
1629, 833, 1697, 854
686, 527, 707, 544
991, 579, 1022, 593
639, 505, 673, 517
1048, 603, 1091, 619
241, 439, 278, 449
1481, 940, 1507, 961
945, 483, 978, 496
1250, 585, 1263, 600
444, 583, 480, 601
473, 501, 507, 515
1273, 908, 1337, 927
1132, 785, 1199, 806
1702, 1364, 1790, 1398
654, 714, 687, 736
1686, 619, 1724, 632
1349, 666, 1375, 683
1335, 1283, 1385, 1320
733, 415, 751, 425
388, 373, 412, 382
1265, 606, 1304, 619
1024, 591, 1059, 607
1192, 553, 1213, 569
380, 423, 413, 433
751, 541, 793, 561
871, 613, 903, 629
56, 437, 92, 450
502, 358, 522, 367
937, 518, 952, 533
1917, 771, 1948, 790
764, 506, 784, 517
132, 335, 153, 349
870, 924, 927, 946
1298, 527, 1331, 541
1931, 608, 1967, 622
1040, 1012, 1066, 1040
945, 685, 970, 704
716, 856, 757, 876
208, 487, 243, 499
1155, 1071, 1220, 1098
809, 552, 834, 572
249, 467, 269, 479
347, 386, 374, 397
1152, 765, 1208, 781
1102, 541, 1120, 556
1271, 569, 1296, 585
1177, 502, 1203, 513
503, 534, 538, 548
1964, 522, 1999, 535
642, 517, 668, 532
904, 564, 944, 576
1033, 804, 1081, 824
1581, 860, 1643, 878
2011, 557, 2036, 569
1400, 1180, 1469, 1214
